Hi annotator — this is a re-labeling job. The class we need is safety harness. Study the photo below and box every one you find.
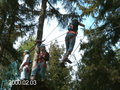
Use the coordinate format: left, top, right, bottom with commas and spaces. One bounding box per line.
67, 30, 78, 34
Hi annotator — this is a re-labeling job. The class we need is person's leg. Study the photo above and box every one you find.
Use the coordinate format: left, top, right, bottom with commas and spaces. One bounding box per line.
63, 33, 71, 60
65, 34, 70, 52
68, 34, 76, 53
39, 62, 46, 81
63, 34, 76, 63
30, 64, 38, 80
25, 68, 30, 79
20, 67, 26, 80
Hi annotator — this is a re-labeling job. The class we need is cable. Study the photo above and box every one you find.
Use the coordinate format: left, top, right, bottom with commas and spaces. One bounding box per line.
45, 35, 81, 46
71, 36, 85, 57
69, 25, 120, 66
29, 40, 45, 52
44, 32, 83, 46
44, 23, 59, 40
68, 36, 85, 66
44, 32, 66, 44
29, 25, 120, 54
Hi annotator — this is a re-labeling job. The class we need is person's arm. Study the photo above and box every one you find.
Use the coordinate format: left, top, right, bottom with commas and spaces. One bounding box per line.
19, 55, 29, 70
78, 22, 85, 27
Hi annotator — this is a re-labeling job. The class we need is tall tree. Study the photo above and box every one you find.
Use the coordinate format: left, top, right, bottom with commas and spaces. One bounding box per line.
0, 0, 85, 69
76, 0, 120, 89
31, 0, 86, 72
47, 42, 72, 90
31, 0, 48, 71
0, 0, 38, 87
0, 0, 37, 65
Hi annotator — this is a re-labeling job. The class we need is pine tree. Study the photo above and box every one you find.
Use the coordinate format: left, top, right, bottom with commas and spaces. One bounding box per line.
76, 0, 120, 90
32, 0, 86, 72
0, 0, 37, 65
0, 0, 86, 89
47, 42, 72, 90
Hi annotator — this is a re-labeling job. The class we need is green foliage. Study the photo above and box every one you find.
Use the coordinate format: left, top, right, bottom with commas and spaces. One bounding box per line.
77, 0, 120, 90
0, 0, 86, 89
0, 61, 19, 89
0, 0, 85, 65
47, 42, 72, 90
1, 0, 120, 89
0, 38, 35, 89
0, 0, 37, 66
19, 38, 35, 60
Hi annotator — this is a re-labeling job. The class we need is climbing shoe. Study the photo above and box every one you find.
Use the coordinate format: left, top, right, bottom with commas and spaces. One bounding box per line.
64, 58, 72, 64
60, 62, 66, 68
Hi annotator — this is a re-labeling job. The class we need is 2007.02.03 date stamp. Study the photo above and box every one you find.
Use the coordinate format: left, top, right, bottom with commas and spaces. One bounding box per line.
9, 80, 37, 85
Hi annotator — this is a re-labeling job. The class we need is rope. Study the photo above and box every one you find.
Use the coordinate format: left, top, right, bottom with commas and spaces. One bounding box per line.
29, 40, 45, 52
72, 54, 80, 66
47, 33, 84, 44
71, 36, 85, 56
44, 32, 66, 44
69, 36, 85, 64
28, 24, 60, 52
44, 32, 83, 46
29, 25, 120, 54
69, 25, 120, 66
44, 23, 59, 40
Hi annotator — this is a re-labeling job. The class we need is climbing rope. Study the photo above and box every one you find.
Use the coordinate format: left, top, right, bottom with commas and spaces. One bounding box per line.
68, 25, 120, 66
29, 24, 60, 52
29, 25, 120, 54
44, 32, 66, 44
69, 36, 85, 64
44, 23, 59, 40
29, 40, 45, 52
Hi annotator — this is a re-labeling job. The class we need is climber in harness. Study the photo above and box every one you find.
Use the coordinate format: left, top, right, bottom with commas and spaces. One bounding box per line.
61, 18, 85, 66
19, 50, 30, 80
30, 44, 49, 81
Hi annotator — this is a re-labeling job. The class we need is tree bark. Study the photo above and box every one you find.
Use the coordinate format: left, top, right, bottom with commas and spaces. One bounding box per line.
37, 0, 47, 41
31, 0, 47, 75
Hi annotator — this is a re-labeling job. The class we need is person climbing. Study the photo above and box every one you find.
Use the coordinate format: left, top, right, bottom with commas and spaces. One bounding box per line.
61, 18, 85, 66
19, 50, 30, 80
30, 44, 49, 81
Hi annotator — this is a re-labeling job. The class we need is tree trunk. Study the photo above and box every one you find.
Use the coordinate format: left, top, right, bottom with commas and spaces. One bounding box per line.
37, 0, 47, 40
31, 0, 47, 77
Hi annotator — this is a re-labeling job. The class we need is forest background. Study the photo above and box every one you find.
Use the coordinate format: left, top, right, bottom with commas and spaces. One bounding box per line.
0, 0, 120, 90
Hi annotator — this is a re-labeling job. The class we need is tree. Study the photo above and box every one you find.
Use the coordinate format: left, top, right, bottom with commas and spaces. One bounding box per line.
31, 0, 86, 74
0, 0, 85, 72
47, 42, 72, 90
76, 0, 120, 89
0, 38, 36, 89
0, 0, 88, 89
11, 41, 72, 90
18, 38, 35, 60
0, 0, 38, 87
0, 0, 37, 65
